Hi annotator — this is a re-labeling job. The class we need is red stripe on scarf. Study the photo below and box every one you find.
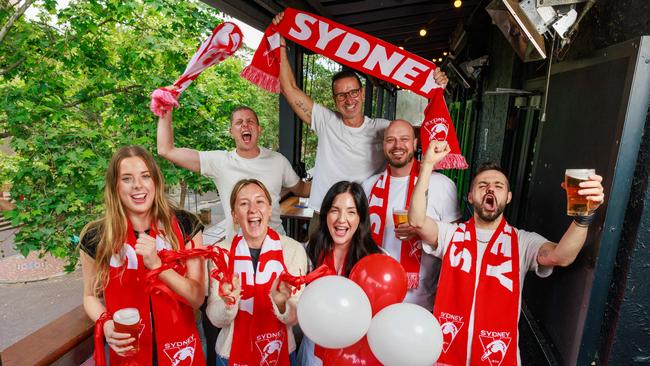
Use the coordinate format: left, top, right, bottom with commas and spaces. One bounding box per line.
102, 217, 205, 366
227, 228, 291, 366
242, 8, 467, 169
368, 161, 421, 288
433, 218, 520, 366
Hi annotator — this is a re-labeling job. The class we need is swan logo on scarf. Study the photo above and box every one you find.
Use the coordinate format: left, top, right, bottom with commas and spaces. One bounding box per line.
439, 312, 464, 353
255, 331, 284, 366
163, 334, 197, 366
423, 117, 449, 142
478, 330, 511, 366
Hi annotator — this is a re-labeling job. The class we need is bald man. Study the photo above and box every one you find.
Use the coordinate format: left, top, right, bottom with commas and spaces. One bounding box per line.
362, 120, 461, 310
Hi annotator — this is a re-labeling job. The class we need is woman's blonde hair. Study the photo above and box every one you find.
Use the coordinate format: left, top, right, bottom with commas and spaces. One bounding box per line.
229, 178, 272, 212
80, 146, 179, 295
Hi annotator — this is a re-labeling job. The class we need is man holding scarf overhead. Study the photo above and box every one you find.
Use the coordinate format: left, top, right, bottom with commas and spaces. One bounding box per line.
361, 119, 461, 310
409, 142, 605, 366
270, 11, 449, 235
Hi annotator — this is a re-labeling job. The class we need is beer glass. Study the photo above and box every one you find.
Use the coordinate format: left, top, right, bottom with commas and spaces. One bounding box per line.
392, 208, 409, 226
113, 307, 141, 355
565, 169, 595, 216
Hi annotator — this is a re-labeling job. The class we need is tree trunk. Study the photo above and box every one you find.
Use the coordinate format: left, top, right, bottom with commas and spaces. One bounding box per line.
179, 180, 187, 209
0, 0, 37, 45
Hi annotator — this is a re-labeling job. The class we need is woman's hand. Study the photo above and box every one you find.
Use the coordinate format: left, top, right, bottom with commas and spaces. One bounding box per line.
103, 320, 135, 356
134, 233, 162, 270
271, 276, 292, 313
219, 274, 242, 303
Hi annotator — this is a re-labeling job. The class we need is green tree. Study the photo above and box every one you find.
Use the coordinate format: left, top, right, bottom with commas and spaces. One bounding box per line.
0, 0, 278, 268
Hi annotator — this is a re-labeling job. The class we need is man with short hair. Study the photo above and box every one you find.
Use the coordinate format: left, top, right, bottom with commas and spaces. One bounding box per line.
274, 12, 448, 233
157, 105, 310, 241
409, 142, 605, 366
361, 119, 461, 309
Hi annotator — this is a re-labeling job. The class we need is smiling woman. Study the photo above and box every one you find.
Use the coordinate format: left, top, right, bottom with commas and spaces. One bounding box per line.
78, 145, 206, 366
206, 179, 308, 366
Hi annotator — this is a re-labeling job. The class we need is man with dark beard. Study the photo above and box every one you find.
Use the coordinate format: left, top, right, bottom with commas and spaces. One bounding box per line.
361, 119, 461, 310
409, 142, 605, 366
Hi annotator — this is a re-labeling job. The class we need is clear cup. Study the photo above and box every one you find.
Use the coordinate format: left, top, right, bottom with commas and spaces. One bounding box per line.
565, 169, 596, 216
392, 208, 409, 226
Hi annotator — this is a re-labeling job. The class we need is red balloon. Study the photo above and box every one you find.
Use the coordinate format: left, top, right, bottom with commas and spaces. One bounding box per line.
319, 337, 382, 366
349, 254, 408, 315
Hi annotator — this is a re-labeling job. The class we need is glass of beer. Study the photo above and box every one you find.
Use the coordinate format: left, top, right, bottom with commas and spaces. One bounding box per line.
392, 208, 409, 226
113, 307, 141, 355
565, 169, 596, 216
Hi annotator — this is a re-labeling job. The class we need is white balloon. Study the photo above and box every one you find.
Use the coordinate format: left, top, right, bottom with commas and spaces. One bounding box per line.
297, 276, 372, 349
367, 303, 443, 366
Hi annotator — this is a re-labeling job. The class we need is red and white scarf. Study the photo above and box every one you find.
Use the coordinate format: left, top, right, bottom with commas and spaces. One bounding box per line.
227, 228, 290, 366
103, 217, 205, 366
150, 22, 243, 117
434, 218, 520, 366
368, 161, 421, 288
242, 7, 467, 169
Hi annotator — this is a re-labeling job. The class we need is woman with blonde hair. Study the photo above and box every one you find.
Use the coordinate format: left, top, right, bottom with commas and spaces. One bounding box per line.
206, 178, 307, 366
80, 145, 206, 366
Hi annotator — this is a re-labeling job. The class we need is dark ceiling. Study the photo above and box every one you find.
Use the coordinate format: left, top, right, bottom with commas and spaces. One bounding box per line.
201, 0, 484, 62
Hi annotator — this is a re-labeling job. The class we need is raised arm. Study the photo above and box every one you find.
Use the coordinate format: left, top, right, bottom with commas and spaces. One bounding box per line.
157, 108, 201, 173
537, 174, 605, 267
273, 12, 314, 125
409, 141, 451, 248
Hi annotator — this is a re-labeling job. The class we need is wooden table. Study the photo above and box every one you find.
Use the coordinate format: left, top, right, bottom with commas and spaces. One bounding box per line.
280, 196, 313, 241
280, 196, 314, 220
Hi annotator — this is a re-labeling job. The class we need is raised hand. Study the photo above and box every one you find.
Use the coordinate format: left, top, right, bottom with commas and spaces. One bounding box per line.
422, 140, 451, 167
134, 233, 162, 270
219, 274, 242, 303
271, 276, 292, 312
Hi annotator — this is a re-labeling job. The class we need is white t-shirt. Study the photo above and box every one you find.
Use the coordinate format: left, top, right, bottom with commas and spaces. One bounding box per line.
425, 221, 553, 366
308, 103, 390, 211
199, 147, 300, 240
362, 171, 461, 309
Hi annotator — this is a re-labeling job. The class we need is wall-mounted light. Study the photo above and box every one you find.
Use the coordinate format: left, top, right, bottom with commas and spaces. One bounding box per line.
419, 28, 427, 37
438, 57, 443, 62
443, 51, 448, 56
454, 0, 462, 8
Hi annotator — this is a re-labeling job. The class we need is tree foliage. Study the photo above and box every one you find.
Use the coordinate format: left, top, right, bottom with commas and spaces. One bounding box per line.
0, 0, 278, 268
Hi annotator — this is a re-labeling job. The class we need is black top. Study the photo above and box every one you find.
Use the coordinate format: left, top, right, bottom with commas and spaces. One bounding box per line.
80, 209, 204, 259
249, 247, 262, 273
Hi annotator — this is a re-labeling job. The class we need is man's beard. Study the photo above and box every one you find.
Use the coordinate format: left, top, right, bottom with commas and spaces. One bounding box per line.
473, 195, 506, 222
387, 150, 414, 169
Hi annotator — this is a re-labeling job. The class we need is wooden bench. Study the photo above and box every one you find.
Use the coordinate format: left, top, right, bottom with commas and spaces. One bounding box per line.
0, 304, 94, 366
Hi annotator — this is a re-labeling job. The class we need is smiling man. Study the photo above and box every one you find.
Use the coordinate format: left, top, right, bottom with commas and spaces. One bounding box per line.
157, 106, 310, 241
409, 142, 605, 366
362, 119, 461, 310
273, 12, 448, 236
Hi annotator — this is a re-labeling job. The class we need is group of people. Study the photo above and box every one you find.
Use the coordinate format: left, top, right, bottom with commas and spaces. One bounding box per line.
79, 17, 605, 366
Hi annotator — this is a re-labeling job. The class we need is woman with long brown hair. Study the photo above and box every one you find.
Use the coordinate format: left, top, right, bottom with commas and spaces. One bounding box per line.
80, 145, 206, 366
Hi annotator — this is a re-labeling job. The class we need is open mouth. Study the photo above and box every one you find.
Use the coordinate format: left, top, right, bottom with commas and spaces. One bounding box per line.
242, 131, 252, 143
482, 194, 497, 211
390, 149, 406, 158
333, 225, 349, 237
248, 217, 262, 229
131, 193, 147, 204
